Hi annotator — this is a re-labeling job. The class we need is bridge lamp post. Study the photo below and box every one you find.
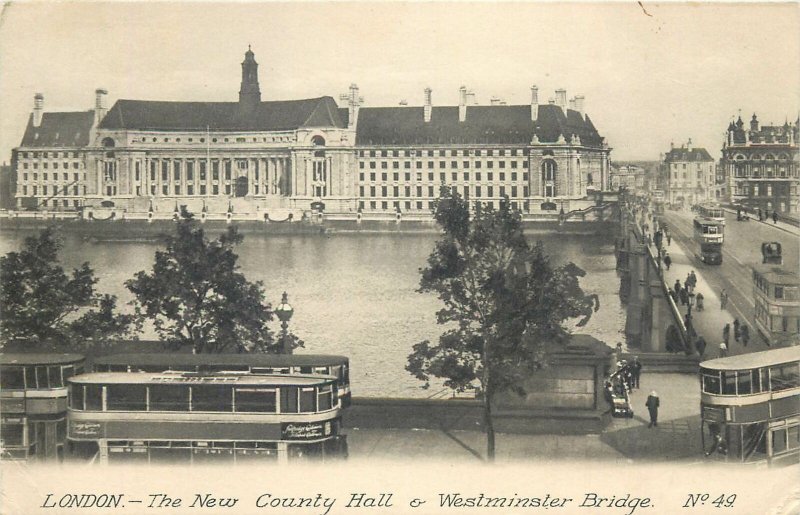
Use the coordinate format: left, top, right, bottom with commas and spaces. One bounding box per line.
275, 291, 294, 355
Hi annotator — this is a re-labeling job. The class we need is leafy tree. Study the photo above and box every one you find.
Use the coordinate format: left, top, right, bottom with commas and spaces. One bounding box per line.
126, 216, 300, 354
407, 190, 599, 461
0, 228, 135, 349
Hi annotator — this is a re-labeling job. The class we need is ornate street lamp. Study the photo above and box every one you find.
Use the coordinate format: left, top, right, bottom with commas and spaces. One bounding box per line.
275, 291, 294, 354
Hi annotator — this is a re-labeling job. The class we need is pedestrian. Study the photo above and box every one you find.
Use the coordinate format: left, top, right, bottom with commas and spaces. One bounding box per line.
773, 211, 778, 224
674, 279, 681, 298
690, 271, 697, 288
696, 292, 704, 311
723, 323, 730, 345
664, 253, 672, 271
737, 208, 742, 221
680, 287, 689, 306
719, 341, 728, 358
696, 336, 707, 357
666, 230, 671, 246
631, 356, 642, 389
646, 391, 660, 428
654, 230, 663, 250
758, 208, 763, 221
720, 289, 728, 310
733, 318, 741, 342
741, 325, 750, 347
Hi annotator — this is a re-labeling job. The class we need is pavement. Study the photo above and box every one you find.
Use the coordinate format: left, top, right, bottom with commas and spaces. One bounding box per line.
345, 373, 703, 463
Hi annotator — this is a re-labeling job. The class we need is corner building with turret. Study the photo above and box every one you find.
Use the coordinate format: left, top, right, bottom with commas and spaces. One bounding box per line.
12, 49, 612, 216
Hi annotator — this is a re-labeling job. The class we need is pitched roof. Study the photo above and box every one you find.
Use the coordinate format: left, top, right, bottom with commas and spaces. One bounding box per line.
19, 111, 95, 148
354, 104, 604, 147
98, 97, 346, 131
664, 147, 714, 162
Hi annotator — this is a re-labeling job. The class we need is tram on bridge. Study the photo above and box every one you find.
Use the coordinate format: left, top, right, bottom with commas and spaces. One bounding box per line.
0, 353, 85, 462
692, 216, 725, 265
752, 266, 800, 347
700, 346, 800, 466
696, 203, 726, 225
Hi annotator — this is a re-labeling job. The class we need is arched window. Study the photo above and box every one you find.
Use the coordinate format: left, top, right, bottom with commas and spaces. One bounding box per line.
311, 135, 326, 146
101, 137, 115, 148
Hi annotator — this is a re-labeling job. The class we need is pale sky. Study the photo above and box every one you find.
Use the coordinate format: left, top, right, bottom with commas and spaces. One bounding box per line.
0, 2, 798, 162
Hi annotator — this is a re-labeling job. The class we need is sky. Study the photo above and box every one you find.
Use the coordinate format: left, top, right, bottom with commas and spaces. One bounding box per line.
0, 2, 798, 162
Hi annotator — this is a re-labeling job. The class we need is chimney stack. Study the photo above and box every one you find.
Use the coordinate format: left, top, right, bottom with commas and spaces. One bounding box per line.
95, 88, 108, 124
348, 83, 360, 129
530, 85, 539, 121
458, 86, 467, 122
555, 89, 567, 114
424, 87, 432, 123
687, 138, 693, 152
466, 90, 476, 105
33, 93, 44, 128
569, 98, 576, 111
574, 95, 585, 119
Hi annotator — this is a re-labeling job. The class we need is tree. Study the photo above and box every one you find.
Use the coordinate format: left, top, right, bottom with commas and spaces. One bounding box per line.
406, 190, 599, 461
0, 228, 135, 349
126, 216, 300, 354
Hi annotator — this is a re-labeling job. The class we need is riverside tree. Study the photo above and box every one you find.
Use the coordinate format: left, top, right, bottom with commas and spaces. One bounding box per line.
0, 228, 135, 349
406, 189, 599, 461
126, 215, 301, 354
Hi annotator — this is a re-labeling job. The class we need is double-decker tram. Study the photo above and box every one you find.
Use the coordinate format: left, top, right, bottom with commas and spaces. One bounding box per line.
697, 203, 726, 225
0, 353, 85, 461
66, 371, 347, 464
700, 347, 800, 466
753, 266, 800, 347
693, 217, 725, 265
92, 353, 351, 407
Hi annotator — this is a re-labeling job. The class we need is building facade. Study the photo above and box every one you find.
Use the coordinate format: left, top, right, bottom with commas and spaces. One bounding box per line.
609, 164, 646, 193
12, 49, 611, 216
721, 115, 799, 214
663, 140, 716, 206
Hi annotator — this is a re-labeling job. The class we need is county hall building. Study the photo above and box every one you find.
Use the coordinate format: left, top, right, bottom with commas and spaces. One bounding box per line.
11, 49, 611, 217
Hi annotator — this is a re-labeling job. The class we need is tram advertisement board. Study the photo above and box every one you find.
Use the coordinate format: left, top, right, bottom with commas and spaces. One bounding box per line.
281, 420, 334, 440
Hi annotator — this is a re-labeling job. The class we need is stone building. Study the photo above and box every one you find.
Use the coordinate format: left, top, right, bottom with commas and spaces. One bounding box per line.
721, 114, 799, 214
663, 140, 716, 206
12, 48, 611, 216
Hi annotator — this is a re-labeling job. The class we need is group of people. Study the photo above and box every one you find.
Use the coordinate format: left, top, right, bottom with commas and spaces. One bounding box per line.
719, 318, 752, 357
736, 206, 779, 224
670, 271, 702, 311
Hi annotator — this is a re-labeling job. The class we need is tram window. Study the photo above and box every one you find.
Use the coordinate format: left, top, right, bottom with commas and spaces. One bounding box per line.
48, 366, 63, 388
770, 364, 800, 391
191, 385, 232, 412
299, 366, 313, 374
149, 385, 190, 411
772, 429, 788, 454
107, 385, 147, 411
722, 372, 737, 395
0, 423, 24, 446
0, 367, 25, 389
313, 366, 328, 374
703, 373, 721, 394
280, 387, 299, 413
85, 385, 103, 411
742, 423, 767, 459
36, 366, 49, 389
760, 367, 770, 392
70, 385, 84, 410
234, 388, 277, 413
299, 388, 316, 413
736, 371, 752, 395
751, 369, 762, 393
788, 426, 800, 450
318, 385, 333, 411
24, 367, 35, 388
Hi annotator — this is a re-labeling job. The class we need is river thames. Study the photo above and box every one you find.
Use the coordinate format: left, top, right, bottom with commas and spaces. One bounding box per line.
0, 230, 624, 398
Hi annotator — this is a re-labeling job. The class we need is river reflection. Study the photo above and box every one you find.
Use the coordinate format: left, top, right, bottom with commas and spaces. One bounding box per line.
0, 230, 624, 398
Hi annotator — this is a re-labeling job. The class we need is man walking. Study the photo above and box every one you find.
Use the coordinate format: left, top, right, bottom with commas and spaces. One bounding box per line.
664, 252, 672, 271
723, 323, 731, 345
646, 391, 660, 428
720, 289, 728, 310
741, 325, 750, 347
773, 211, 778, 224
632, 356, 642, 389
719, 341, 728, 358
733, 318, 741, 342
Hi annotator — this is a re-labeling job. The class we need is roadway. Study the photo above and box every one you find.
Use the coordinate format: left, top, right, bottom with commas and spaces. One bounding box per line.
658, 208, 799, 347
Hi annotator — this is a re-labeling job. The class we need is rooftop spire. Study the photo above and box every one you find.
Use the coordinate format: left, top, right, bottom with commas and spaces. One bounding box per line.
239, 46, 261, 112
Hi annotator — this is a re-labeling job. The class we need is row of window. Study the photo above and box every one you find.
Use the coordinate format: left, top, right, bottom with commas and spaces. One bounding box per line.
360, 160, 530, 171
0, 365, 83, 390
753, 302, 800, 335
358, 199, 549, 213
21, 172, 84, 182
753, 274, 800, 300
69, 383, 337, 414
359, 171, 530, 184
20, 185, 84, 197
359, 148, 529, 158
700, 363, 800, 395
19, 162, 82, 170
0, 419, 66, 452
131, 135, 294, 144
359, 184, 531, 199
729, 153, 793, 161
18, 151, 80, 159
